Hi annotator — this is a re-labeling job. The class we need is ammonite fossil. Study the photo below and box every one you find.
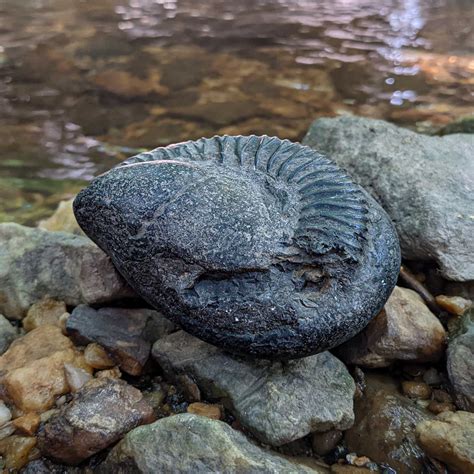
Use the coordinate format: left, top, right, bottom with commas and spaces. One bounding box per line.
74, 136, 400, 359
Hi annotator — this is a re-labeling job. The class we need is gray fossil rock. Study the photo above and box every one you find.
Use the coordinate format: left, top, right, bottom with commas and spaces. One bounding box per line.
73, 136, 400, 358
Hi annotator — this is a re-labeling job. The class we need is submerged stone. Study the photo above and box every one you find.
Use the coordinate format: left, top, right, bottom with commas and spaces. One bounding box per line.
73, 136, 400, 359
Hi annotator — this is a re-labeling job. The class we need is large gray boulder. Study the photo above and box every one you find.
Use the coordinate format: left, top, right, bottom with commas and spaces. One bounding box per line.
0, 223, 134, 319
303, 116, 474, 281
73, 135, 400, 359
152, 330, 355, 446
99, 413, 327, 473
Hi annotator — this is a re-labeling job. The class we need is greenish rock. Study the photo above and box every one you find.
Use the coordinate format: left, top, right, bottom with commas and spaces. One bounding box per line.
99, 413, 327, 473
447, 310, 474, 411
438, 115, 474, 135
152, 330, 355, 446
0, 315, 17, 354
303, 116, 474, 281
0, 223, 134, 319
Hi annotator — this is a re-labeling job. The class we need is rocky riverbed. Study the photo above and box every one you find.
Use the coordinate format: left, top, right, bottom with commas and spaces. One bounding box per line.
0, 119, 472, 473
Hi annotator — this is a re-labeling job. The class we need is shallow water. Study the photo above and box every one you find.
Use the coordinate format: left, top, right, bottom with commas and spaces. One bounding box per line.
0, 0, 473, 224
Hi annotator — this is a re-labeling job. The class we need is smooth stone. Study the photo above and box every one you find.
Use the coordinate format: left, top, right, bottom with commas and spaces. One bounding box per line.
74, 135, 400, 359
0, 314, 17, 355
344, 374, 433, 474
435, 294, 472, 315
0, 223, 135, 320
187, 402, 222, 420
311, 430, 343, 456
23, 297, 67, 332
64, 363, 92, 392
38, 378, 155, 465
152, 330, 355, 446
335, 286, 446, 368
67, 305, 176, 376
416, 411, 474, 473
83, 343, 115, 370
446, 310, 474, 411
303, 116, 474, 281
98, 413, 327, 473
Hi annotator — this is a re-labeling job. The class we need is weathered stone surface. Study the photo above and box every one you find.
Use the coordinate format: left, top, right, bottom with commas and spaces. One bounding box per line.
435, 294, 472, 316
0, 314, 17, 355
74, 135, 400, 359
303, 116, 474, 281
416, 411, 474, 473
0, 223, 135, 319
12, 412, 41, 436
336, 286, 446, 368
67, 305, 175, 375
23, 297, 67, 332
344, 374, 433, 474
187, 402, 222, 420
447, 310, 474, 411
0, 435, 37, 470
153, 330, 355, 446
38, 198, 84, 235
83, 343, 115, 369
99, 413, 326, 473
38, 378, 155, 465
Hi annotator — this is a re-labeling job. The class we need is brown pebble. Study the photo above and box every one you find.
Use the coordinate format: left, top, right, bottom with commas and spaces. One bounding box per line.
23, 298, 67, 332
402, 381, 432, 399
428, 400, 455, 414
312, 429, 343, 456
432, 389, 453, 403
84, 343, 115, 370
353, 456, 371, 467
12, 412, 41, 436
187, 402, 221, 420
0, 435, 37, 470
96, 366, 122, 379
177, 374, 201, 402
435, 295, 472, 316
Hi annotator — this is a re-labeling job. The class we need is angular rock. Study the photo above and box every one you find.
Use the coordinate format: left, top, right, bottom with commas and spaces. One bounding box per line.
447, 310, 474, 411
12, 412, 41, 436
0, 223, 135, 319
153, 330, 355, 446
416, 411, 474, 473
38, 198, 84, 235
74, 136, 400, 359
187, 402, 221, 420
303, 116, 474, 281
67, 305, 175, 375
99, 413, 326, 473
22, 297, 67, 332
336, 286, 446, 368
38, 377, 155, 465
0, 435, 37, 470
83, 343, 115, 369
435, 294, 472, 316
344, 374, 433, 474
0, 314, 17, 355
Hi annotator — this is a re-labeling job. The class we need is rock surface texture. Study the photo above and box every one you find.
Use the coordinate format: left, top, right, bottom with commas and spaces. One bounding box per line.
99, 413, 326, 473
0, 223, 134, 319
74, 135, 400, 358
153, 330, 355, 446
303, 116, 474, 281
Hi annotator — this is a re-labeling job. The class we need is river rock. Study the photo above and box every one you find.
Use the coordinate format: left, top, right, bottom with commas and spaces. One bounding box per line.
0, 314, 17, 355
38, 377, 155, 465
22, 297, 67, 332
0, 435, 38, 470
0, 223, 135, 319
303, 116, 474, 281
344, 374, 433, 474
336, 286, 446, 368
67, 305, 175, 375
153, 330, 355, 446
446, 310, 474, 411
74, 135, 400, 359
99, 413, 326, 473
416, 411, 474, 473
38, 198, 84, 235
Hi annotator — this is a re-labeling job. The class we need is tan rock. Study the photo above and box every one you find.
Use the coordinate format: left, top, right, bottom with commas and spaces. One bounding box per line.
401, 381, 432, 400
0, 325, 73, 372
84, 343, 115, 369
12, 412, 41, 436
416, 411, 474, 473
23, 297, 67, 332
427, 400, 455, 414
435, 295, 472, 315
38, 198, 84, 235
0, 435, 37, 470
187, 402, 221, 420
3, 348, 92, 412
336, 286, 447, 367
96, 366, 122, 379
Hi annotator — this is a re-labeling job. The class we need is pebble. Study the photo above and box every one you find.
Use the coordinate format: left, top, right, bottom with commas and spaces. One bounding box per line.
422, 367, 442, 386
96, 366, 122, 379
427, 400, 455, 414
0, 315, 17, 355
416, 411, 474, 473
0, 435, 38, 470
401, 381, 432, 400
64, 362, 92, 392
23, 297, 67, 332
12, 412, 41, 436
312, 429, 343, 456
84, 343, 115, 369
0, 422, 15, 440
0, 401, 12, 426
432, 389, 453, 403
435, 295, 472, 315
187, 402, 221, 420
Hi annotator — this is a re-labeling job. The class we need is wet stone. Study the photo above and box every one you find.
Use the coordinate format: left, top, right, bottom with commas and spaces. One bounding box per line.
67, 305, 175, 376
74, 135, 400, 359
38, 377, 155, 465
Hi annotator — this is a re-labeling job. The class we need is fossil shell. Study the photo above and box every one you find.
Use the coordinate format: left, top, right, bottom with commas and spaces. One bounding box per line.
74, 136, 400, 359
